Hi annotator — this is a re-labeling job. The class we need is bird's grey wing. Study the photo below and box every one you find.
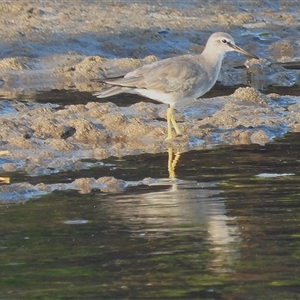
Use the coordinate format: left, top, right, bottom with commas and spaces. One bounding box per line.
92, 76, 132, 98
104, 56, 207, 96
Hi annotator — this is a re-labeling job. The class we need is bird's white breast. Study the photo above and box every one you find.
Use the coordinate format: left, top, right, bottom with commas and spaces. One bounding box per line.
132, 89, 181, 106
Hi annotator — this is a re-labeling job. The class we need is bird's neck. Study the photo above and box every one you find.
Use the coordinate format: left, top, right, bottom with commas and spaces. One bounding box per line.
201, 45, 224, 65
200, 49, 224, 80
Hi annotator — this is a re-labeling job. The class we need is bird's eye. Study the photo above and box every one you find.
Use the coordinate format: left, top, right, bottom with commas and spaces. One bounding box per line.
221, 39, 228, 44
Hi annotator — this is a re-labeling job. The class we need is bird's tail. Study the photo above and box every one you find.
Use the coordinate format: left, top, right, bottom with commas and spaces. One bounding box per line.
93, 86, 131, 98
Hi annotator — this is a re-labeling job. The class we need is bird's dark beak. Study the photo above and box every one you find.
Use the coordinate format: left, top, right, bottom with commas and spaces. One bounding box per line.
230, 43, 259, 59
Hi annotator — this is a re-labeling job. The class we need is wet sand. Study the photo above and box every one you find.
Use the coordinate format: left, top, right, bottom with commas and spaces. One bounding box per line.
0, 1, 300, 197
0, 1, 299, 96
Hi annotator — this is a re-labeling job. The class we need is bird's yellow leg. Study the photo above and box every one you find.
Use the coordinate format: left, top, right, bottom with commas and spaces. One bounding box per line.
165, 105, 181, 140
166, 105, 173, 140
170, 108, 181, 135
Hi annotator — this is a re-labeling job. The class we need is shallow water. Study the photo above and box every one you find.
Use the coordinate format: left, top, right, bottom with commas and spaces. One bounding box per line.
2, 82, 299, 107
1, 133, 300, 299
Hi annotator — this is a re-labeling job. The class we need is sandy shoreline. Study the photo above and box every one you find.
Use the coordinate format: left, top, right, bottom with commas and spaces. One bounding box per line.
0, 1, 300, 197
0, 1, 299, 96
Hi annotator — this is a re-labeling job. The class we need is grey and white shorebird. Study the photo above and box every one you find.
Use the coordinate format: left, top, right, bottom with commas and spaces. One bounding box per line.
93, 32, 258, 140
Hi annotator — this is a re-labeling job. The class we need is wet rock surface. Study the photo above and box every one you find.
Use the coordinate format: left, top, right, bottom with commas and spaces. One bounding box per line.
0, 1, 300, 199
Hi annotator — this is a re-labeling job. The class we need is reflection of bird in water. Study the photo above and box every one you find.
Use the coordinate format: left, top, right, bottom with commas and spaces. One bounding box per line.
167, 148, 181, 180
151, 148, 242, 271
109, 150, 240, 272
93, 32, 258, 140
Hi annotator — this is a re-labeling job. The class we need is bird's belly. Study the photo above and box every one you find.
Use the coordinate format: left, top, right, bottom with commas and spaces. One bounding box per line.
132, 89, 180, 106
188, 80, 216, 100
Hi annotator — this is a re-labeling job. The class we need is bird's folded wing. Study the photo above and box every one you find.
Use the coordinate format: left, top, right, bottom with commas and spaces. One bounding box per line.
104, 56, 206, 94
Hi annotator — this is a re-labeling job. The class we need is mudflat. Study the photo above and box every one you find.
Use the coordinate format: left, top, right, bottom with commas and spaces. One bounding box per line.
0, 1, 299, 196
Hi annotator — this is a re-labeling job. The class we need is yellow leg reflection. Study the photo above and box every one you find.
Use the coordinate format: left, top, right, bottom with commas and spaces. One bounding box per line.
167, 147, 181, 179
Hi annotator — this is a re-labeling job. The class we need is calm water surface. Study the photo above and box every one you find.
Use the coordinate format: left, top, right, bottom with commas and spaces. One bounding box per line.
1, 134, 300, 299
